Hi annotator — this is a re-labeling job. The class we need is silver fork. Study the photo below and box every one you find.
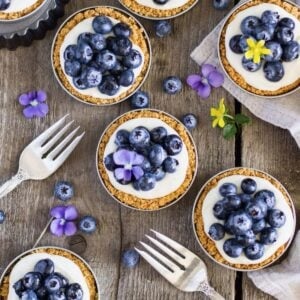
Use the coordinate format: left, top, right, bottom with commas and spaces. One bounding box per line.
135, 230, 225, 300
0, 115, 85, 199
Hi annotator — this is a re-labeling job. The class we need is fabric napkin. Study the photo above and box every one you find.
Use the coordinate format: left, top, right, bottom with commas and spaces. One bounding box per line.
247, 230, 300, 300
190, 0, 300, 148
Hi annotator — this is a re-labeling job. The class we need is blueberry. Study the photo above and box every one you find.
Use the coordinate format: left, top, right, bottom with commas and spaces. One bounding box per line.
224, 212, 237, 234
21, 290, 38, 300
236, 229, 256, 247
79, 215, 97, 234
208, 223, 225, 241
149, 144, 167, 168
132, 180, 140, 191
113, 22, 131, 38
223, 239, 243, 258
115, 130, 130, 147
260, 227, 278, 245
110, 60, 126, 76
123, 49, 143, 69
48, 289, 66, 300
119, 69, 135, 87
268, 209, 286, 228
263, 61, 284, 82
64, 60, 81, 77
22, 272, 42, 290
252, 218, 266, 234
0, 0, 10, 10
81, 67, 102, 88
53, 273, 69, 288
254, 190, 275, 209
246, 200, 268, 221
264, 41, 283, 62
90, 33, 106, 51
98, 75, 120, 96
150, 167, 166, 181
239, 193, 252, 206
0, 210, 5, 224
240, 16, 261, 36
154, 0, 169, 4
130, 91, 150, 109
254, 24, 275, 41
241, 178, 257, 194
213, 0, 230, 10
282, 41, 299, 62
36, 286, 48, 298
163, 76, 182, 94
276, 26, 294, 45
230, 211, 253, 235
73, 76, 88, 90
182, 113, 198, 130
238, 35, 254, 52
150, 127, 167, 144
34, 259, 54, 277
66, 283, 83, 300
96, 50, 117, 71
245, 242, 264, 260
163, 134, 183, 155
13, 279, 25, 297
242, 57, 262, 72
54, 181, 74, 201
77, 32, 93, 45
219, 183, 237, 197
64, 45, 77, 61
213, 200, 229, 220
278, 17, 295, 30
92, 16, 113, 34
229, 35, 244, 54
155, 20, 172, 38
261, 10, 280, 26
75, 42, 93, 64
163, 157, 179, 173
224, 194, 242, 210
111, 37, 132, 56
122, 249, 140, 268
134, 144, 151, 157
44, 274, 63, 293
129, 127, 150, 147
141, 158, 152, 172
137, 173, 156, 191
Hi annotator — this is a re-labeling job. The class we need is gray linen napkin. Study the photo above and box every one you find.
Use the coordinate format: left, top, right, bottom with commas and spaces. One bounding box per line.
190, 0, 300, 148
247, 230, 300, 300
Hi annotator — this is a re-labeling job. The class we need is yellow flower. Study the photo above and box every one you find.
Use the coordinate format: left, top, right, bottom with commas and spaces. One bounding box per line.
244, 38, 271, 64
210, 98, 226, 128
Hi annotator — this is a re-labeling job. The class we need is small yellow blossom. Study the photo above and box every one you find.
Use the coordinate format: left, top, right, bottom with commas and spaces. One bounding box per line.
210, 98, 226, 128
245, 38, 271, 64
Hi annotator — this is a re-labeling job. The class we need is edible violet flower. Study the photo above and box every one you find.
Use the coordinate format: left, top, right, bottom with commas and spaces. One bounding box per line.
18, 90, 49, 118
186, 64, 224, 99
50, 205, 78, 237
113, 149, 144, 184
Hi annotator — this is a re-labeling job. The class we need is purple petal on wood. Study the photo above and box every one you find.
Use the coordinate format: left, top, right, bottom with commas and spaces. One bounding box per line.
186, 74, 202, 90
113, 149, 131, 165
18, 93, 30, 106
197, 82, 211, 99
64, 205, 78, 221
114, 167, 126, 180
35, 103, 49, 117
201, 64, 216, 78
64, 221, 77, 236
50, 206, 66, 218
132, 166, 144, 180
132, 153, 144, 165
207, 70, 224, 88
23, 106, 37, 118
27, 91, 36, 100
36, 90, 47, 102
50, 219, 64, 237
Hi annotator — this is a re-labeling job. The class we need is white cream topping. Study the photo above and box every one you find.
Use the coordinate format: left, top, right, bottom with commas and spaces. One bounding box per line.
103, 118, 189, 200
135, 0, 190, 10
1, 0, 42, 13
8, 253, 90, 299
202, 175, 295, 265
60, 17, 145, 100
225, 3, 300, 91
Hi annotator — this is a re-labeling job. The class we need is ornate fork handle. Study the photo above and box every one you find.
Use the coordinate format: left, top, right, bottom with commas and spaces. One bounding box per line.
198, 281, 225, 300
0, 168, 30, 199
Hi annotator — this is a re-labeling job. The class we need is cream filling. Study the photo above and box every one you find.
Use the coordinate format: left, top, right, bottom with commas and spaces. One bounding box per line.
8, 253, 90, 299
1, 0, 42, 13
225, 3, 300, 91
103, 118, 189, 200
202, 175, 295, 265
135, 0, 190, 10
60, 17, 145, 100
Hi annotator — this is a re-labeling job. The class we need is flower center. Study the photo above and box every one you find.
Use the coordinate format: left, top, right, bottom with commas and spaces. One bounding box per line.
30, 100, 39, 107
59, 218, 66, 226
123, 163, 132, 170
202, 77, 209, 85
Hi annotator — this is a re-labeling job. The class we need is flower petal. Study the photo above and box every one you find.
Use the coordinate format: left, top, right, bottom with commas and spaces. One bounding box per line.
253, 53, 261, 64
212, 118, 219, 128
23, 106, 38, 118
247, 38, 256, 48
64, 205, 78, 221
245, 51, 254, 60
113, 149, 131, 165
50, 206, 66, 218
64, 222, 77, 236
219, 98, 226, 114
210, 108, 219, 117
37, 90, 47, 102
132, 166, 144, 180
114, 168, 125, 180
218, 118, 226, 128
197, 82, 211, 99
201, 64, 216, 78
257, 40, 265, 47
186, 74, 202, 90
207, 71, 224, 88
123, 169, 132, 182
50, 219, 64, 237
132, 153, 144, 166
35, 103, 49, 118
18, 94, 30, 106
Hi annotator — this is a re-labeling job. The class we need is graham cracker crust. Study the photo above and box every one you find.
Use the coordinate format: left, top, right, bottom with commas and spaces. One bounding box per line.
219, 0, 300, 97
0, 248, 99, 299
193, 168, 295, 270
0, 0, 45, 20
97, 109, 197, 210
52, 6, 151, 105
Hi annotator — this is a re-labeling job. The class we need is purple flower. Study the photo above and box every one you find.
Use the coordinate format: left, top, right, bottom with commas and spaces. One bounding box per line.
113, 149, 144, 184
186, 64, 224, 99
50, 205, 78, 237
18, 90, 49, 118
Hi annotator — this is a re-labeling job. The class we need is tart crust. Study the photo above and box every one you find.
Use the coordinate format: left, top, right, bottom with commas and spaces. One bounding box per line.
219, 0, 300, 97
0, 248, 99, 299
193, 168, 295, 270
119, 0, 198, 19
97, 110, 197, 210
52, 6, 151, 105
0, 0, 45, 20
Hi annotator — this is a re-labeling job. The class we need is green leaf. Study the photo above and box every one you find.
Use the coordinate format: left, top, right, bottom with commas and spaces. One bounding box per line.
234, 114, 251, 125
222, 123, 237, 140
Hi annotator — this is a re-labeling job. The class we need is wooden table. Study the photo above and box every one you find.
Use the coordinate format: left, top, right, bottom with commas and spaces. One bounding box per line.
0, 0, 299, 299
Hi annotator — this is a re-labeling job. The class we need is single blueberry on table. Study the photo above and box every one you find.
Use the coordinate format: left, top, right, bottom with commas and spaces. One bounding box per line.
66, 283, 83, 300
213, 0, 230, 10
129, 127, 151, 147
96, 50, 117, 71
81, 67, 102, 88
261, 10, 280, 26
64, 45, 77, 61
149, 144, 167, 168
0, 210, 5, 224
236, 229, 256, 247
122, 249, 140, 268
282, 41, 299, 62
64, 60, 81, 77
163, 157, 179, 173
92, 16, 113, 34
255, 189, 276, 209
260, 227, 278, 245
123, 49, 143, 69
98, 75, 120, 96
240, 16, 261, 36
252, 218, 266, 234
276, 26, 294, 45
263, 61, 284, 82
229, 35, 244, 54
245, 199, 268, 221
264, 41, 283, 62
118, 69, 135, 87
242, 57, 262, 72
268, 209, 286, 228
90, 33, 107, 51
244, 242, 264, 260
21, 290, 38, 300
223, 238, 243, 258
163, 76, 182, 95
0, 0, 10, 10
182, 113, 198, 130
278, 17, 295, 30
208, 223, 225, 241
219, 182, 237, 197
34, 259, 54, 277
111, 37, 133, 56
213, 200, 229, 220
113, 22, 131, 38
115, 130, 130, 147
150, 127, 167, 144
163, 134, 183, 155
79, 215, 97, 234
22, 272, 42, 290
155, 20, 172, 38
54, 181, 74, 201
130, 91, 150, 109
136, 173, 156, 191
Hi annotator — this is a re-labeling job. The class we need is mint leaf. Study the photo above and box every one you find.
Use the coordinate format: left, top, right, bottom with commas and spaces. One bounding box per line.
222, 123, 237, 140
235, 114, 251, 125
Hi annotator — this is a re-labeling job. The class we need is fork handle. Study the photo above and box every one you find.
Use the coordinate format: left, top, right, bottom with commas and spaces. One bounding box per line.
198, 281, 225, 300
207, 289, 225, 300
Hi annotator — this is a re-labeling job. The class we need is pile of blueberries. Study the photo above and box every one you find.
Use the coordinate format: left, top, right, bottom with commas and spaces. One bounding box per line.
63, 16, 143, 96
13, 259, 83, 300
104, 126, 183, 192
229, 10, 299, 82
208, 178, 286, 260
